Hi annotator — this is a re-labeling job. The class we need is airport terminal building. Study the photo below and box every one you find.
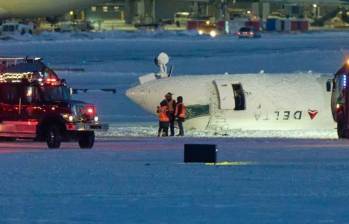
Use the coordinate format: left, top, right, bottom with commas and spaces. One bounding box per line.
1, 0, 348, 32
80, 0, 349, 27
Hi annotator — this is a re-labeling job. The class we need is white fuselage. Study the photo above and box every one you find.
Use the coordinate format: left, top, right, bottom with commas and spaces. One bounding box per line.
126, 73, 336, 132
0, 0, 96, 18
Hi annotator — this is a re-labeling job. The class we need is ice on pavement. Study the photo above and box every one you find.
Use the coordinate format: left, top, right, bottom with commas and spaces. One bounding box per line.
0, 31, 348, 137
1, 138, 349, 223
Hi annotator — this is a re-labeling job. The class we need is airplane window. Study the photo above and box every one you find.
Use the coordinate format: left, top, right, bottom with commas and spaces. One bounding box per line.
232, 84, 246, 110
186, 105, 210, 119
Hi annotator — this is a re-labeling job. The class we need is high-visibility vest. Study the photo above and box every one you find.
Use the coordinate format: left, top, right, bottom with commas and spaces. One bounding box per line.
175, 103, 186, 119
158, 106, 170, 122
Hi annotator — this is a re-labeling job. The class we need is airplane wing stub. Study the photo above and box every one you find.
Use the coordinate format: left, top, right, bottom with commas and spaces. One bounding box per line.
73, 88, 116, 94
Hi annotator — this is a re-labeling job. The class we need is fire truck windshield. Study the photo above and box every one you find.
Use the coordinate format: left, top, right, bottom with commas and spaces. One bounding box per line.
41, 85, 70, 102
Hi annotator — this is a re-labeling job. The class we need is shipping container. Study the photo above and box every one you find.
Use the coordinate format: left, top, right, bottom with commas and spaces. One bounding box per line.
284, 19, 292, 32
298, 20, 309, 32
291, 20, 298, 31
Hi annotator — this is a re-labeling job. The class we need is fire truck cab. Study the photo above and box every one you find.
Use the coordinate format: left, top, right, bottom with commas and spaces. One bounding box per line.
329, 60, 349, 138
0, 57, 108, 149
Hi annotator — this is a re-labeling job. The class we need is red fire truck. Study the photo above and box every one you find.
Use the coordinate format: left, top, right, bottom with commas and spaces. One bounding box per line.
0, 57, 108, 148
329, 60, 349, 138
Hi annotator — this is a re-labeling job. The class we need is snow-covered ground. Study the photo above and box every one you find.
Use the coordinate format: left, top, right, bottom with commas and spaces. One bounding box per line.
0, 31, 348, 137
1, 138, 349, 223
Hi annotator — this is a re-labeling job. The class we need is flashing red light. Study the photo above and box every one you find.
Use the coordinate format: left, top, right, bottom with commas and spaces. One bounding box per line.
87, 108, 94, 114
27, 120, 38, 126
82, 105, 97, 119
66, 123, 76, 131
44, 77, 60, 86
46, 78, 57, 82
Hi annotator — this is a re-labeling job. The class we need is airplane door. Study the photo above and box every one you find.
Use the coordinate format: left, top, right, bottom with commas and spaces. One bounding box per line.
232, 83, 246, 110
214, 80, 246, 110
214, 80, 235, 110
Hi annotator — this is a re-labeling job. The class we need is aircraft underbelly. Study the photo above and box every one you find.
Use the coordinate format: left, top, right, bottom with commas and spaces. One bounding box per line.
127, 73, 336, 132
186, 74, 336, 131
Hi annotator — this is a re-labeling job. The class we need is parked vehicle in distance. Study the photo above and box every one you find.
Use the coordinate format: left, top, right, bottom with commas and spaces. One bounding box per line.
174, 12, 191, 27
0, 21, 34, 35
236, 27, 261, 39
54, 20, 93, 32
197, 21, 220, 38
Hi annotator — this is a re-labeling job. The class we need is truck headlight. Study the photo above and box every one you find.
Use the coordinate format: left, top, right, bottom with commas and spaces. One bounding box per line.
62, 114, 74, 122
210, 30, 217, 38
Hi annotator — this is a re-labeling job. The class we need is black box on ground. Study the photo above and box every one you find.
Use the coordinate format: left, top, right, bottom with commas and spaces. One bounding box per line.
184, 144, 217, 163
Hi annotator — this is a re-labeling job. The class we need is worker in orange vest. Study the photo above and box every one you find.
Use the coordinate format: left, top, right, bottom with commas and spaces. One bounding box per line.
165, 92, 176, 136
157, 100, 170, 137
175, 96, 186, 136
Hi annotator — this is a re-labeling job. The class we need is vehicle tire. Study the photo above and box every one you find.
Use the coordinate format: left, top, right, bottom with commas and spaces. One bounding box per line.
78, 131, 95, 149
46, 125, 62, 149
337, 121, 349, 139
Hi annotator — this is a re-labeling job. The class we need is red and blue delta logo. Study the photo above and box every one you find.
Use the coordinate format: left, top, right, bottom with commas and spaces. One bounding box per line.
308, 110, 318, 120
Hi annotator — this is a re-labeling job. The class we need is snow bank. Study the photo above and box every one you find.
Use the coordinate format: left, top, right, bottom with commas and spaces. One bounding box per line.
98, 123, 337, 139
0, 30, 202, 42
1, 30, 349, 44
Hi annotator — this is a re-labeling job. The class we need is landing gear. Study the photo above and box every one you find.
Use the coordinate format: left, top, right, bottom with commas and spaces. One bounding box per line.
46, 125, 62, 149
78, 131, 95, 149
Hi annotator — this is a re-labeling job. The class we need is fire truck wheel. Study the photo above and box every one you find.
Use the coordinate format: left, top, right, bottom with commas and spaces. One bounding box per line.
78, 131, 95, 149
46, 125, 62, 149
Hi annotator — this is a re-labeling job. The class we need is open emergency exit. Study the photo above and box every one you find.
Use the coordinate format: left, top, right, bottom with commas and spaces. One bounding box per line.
214, 80, 246, 110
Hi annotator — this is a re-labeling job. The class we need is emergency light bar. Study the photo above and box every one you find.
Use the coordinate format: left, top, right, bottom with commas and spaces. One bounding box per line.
0, 71, 62, 86
343, 75, 347, 88
0, 72, 34, 82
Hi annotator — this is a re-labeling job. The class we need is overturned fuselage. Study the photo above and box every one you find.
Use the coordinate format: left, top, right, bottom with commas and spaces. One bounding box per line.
127, 72, 336, 133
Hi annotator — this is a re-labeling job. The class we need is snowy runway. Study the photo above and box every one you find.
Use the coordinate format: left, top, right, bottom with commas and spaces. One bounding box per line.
1, 137, 349, 223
